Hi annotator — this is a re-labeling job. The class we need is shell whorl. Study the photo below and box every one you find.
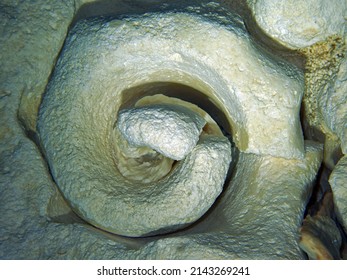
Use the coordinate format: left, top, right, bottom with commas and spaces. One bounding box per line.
37, 16, 233, 237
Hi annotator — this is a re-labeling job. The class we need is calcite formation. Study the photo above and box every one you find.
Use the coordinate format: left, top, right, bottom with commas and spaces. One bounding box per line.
320, 56, 347, 155
330, 156, 347, 233
133, 142, 322, 259
116, 103, 206, 161
249, 0, 346, 49
0, 0, 346, 259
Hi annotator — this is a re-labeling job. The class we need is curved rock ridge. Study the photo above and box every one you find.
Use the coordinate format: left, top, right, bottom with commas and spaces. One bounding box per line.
37, 13, 238, 237
250, 0, 347, 49
116, 103, 206, 161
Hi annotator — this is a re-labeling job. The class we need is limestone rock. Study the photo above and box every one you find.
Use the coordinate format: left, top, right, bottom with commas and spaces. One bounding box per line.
133, 141, 323, 259
116, 104, 206, 160
0, 0, 340, 260
49, 12, 304, 159
0, 0, 76, 133
298, 36, 346, 169
329, 155, 347, 232
300, 215, 342, 259
299, 192, 342, 260
250, 0, 347, 49
320, 56, 347, 155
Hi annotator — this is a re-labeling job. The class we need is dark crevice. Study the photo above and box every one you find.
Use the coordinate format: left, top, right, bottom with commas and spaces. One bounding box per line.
21, 125, 89, 227
302, 159, 347, 259
70, 0, 246, 31
303, 165, 331, 217
119, 82, 232, 137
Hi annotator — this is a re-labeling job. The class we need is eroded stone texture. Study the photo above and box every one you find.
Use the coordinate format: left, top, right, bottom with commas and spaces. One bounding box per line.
297, 36, 346, 170
36, 12, 305, 238
329, 155, 347, 233
62, 12, 303, 158
0, 0, 77, 259
0, 141, 323, 259
0, 0, 76, 133
320, 56, 347, 155
300, 215, 342, 260
117, 104, 206, 160
299, 192, 342, 260
132, 142, 323, 259
0, 0, 342, 260
250, 0, 347, 49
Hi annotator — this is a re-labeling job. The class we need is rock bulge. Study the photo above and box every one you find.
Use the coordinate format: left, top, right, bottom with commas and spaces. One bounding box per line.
37, 14, 236, 237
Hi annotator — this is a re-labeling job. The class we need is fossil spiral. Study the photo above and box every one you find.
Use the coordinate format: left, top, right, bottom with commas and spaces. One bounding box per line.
37, 10, 305, 239
37, 14, 234, 237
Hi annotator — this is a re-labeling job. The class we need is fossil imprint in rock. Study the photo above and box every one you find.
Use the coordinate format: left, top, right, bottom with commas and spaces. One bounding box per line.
2, 0, 346, 259
37, 11, 306, 238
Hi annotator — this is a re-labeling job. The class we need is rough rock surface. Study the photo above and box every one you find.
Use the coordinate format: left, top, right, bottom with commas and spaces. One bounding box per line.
0, 0, 77, 133
320, 56, 347, 155
0, 0, 76, 259
299, 192, 342, 260
329, 155, 347, 232
250, 0, 347, 49
117, 104, 206, 160
54, 12, 304, 159
0, 0, 343, 260
295, 35, 346, 172
300, 215, 342, 260
132, 142, 323, 259
0, 141, 322, 259
37, 13, 238, 237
